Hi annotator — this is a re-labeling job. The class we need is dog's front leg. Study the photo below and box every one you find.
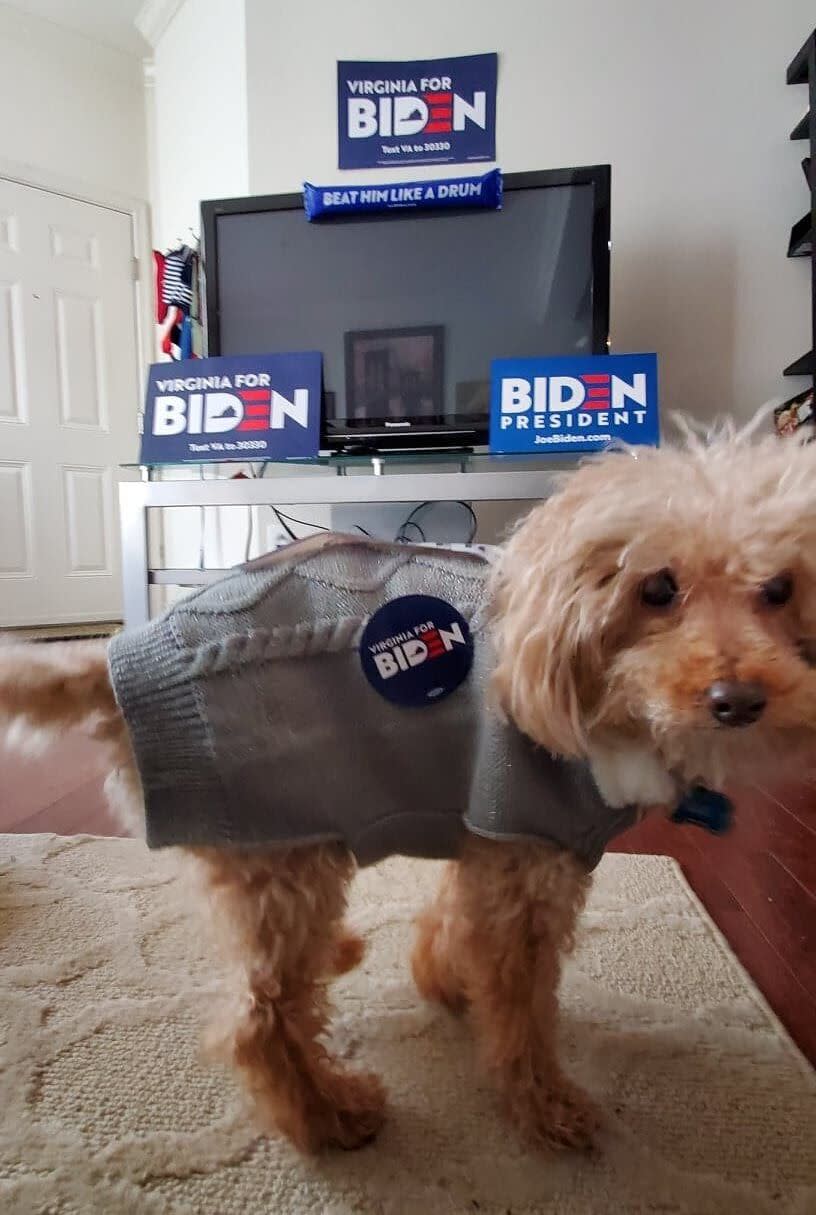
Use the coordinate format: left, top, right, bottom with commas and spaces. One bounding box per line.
455, 837, 600, 1151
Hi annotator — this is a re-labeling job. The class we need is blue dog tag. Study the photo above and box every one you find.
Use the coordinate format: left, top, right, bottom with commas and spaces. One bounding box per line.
671, 786, 734, 835
359, 595, 474, 708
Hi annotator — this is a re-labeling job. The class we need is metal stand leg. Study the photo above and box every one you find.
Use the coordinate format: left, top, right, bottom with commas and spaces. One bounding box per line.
119, 483, 150, 630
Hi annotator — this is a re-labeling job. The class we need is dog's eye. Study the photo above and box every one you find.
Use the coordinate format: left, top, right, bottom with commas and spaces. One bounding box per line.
640, 569, 678, 608
760, 573, 794, 607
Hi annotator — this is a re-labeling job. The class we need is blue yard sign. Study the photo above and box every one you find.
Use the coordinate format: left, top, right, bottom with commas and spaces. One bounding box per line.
337, 53, 497, 170
139, 353, 322, 464
489, 354, 660, 455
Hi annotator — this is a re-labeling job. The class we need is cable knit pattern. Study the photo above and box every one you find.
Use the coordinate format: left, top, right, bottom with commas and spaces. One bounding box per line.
185, 605, 487, 681
0, 834, 814, 1214
187, 617, 369, 679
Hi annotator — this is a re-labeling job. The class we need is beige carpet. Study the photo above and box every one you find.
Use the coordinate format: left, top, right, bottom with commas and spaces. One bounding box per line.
0, 836, 814, 1215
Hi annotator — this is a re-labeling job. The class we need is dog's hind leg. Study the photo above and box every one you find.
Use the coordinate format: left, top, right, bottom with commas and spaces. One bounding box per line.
195, 842, 385, 1154
411, 861, 469, 1014
455, 836, 600, 1152
0, 640, 115, 741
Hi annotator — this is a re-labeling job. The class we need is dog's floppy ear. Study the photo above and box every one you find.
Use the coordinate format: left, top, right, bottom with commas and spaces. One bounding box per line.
489, 488, 614, 758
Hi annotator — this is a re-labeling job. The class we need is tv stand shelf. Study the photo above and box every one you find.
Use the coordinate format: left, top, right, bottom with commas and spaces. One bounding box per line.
118, 453, 576, 629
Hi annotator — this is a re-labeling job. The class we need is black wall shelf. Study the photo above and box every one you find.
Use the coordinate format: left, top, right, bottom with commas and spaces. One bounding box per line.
788, 39, 811, 85
784, 350, 816, 377
788, 212, 812, 257
785, 30, 816, 399
791, 112, 810, 141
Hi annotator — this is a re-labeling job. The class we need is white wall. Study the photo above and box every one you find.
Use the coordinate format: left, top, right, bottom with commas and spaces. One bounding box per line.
146, 0, 259, 580
149, 0, 249, 248
0, 4, 147, 200
246, 0, 814, 424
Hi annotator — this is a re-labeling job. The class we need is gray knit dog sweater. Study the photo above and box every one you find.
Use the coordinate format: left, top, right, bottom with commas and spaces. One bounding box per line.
108, 536, 636, 867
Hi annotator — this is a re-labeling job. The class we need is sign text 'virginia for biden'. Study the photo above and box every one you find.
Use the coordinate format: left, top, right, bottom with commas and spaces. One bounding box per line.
489, 354, 659, 455
139, 353, 322, 464
337, 53, 497, 170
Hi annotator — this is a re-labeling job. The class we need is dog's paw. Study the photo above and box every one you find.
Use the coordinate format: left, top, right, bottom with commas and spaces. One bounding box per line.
320, 1070, 388, 1152
272, 1067, 387, 1154
589, 744, 675, 809
331, 928, 366, 976
509, 1077, 602, 1153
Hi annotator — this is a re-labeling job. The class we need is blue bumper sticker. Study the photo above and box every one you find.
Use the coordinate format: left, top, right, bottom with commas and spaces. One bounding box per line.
303, 168, 502, 221
359, 596, 474, 707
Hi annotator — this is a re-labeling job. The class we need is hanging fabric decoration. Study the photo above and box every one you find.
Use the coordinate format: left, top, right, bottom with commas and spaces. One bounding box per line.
152, 238, 202, 362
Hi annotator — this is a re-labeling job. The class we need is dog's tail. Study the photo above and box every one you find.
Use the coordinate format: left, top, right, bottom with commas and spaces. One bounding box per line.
0, 639, 117, 749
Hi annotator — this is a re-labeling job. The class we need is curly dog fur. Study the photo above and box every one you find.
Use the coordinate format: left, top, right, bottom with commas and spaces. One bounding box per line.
3, 425, 816, 1154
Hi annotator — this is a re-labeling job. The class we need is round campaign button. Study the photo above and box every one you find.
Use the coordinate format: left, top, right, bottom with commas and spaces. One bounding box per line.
359, 595, 474, 707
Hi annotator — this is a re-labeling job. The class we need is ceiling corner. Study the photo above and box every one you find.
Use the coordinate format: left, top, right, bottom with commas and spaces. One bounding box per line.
135, 0, 185, 48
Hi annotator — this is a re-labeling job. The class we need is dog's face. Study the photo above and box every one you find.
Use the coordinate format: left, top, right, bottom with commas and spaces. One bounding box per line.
491, 430, 816, 788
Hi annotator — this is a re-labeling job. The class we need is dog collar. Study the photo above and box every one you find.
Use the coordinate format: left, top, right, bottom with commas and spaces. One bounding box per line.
670, 786, 734, 835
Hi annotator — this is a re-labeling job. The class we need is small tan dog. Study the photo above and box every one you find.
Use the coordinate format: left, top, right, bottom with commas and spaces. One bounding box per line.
2, 425, 816, 1156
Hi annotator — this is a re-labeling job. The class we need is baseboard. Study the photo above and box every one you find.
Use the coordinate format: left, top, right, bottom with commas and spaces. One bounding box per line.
2, 622, 121, 643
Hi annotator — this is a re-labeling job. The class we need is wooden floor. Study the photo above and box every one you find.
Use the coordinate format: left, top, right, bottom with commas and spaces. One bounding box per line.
2, 732, 815, 1068
613, 785, 816, 1067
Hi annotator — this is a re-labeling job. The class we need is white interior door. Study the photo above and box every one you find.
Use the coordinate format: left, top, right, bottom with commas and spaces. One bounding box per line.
0, 179, 140, 627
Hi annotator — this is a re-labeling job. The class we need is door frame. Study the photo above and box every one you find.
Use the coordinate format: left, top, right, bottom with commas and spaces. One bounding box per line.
0, 155, 154, 410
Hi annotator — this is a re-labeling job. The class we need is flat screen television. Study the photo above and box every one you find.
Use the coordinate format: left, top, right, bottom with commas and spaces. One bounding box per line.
202, 166, 610, 451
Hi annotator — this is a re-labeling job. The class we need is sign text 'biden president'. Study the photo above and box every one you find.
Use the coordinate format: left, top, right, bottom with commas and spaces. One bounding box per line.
489, 354, 659, 455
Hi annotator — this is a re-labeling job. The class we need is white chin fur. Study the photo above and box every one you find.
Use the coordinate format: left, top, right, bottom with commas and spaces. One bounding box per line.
588, 744, 676, 809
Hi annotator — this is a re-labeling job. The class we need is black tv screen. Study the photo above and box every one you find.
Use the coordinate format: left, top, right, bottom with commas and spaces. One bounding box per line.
203, 167, 610, 448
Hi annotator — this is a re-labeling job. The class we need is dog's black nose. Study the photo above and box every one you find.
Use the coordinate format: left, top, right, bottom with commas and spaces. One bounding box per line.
707, 680, 767, 727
